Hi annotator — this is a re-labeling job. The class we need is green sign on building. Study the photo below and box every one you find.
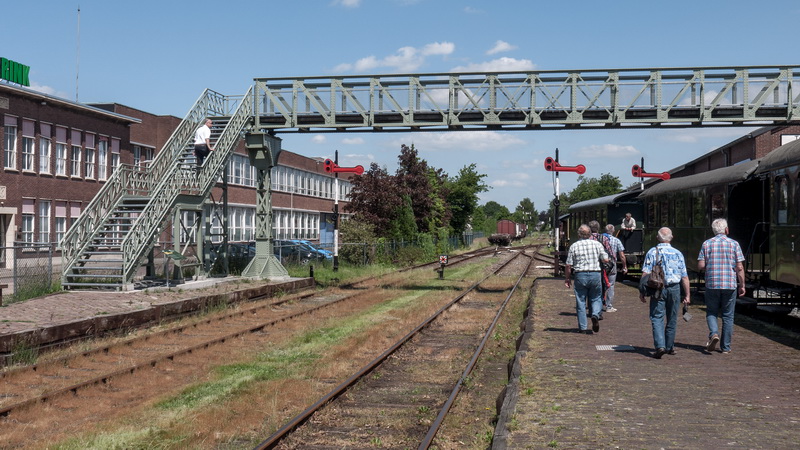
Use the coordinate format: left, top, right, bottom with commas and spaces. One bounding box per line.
1, 58, 30, 87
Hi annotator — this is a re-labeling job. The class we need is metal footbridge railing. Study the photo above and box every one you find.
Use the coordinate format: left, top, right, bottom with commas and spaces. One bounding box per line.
61, 88, 253, 289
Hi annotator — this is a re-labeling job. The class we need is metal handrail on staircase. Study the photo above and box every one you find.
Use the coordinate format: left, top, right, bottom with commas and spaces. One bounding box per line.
119, 86, 255, 283
61, 88, 242, 287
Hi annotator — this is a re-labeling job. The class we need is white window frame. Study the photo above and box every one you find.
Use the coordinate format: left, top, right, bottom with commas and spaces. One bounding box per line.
38, 200, 51, 243
22, 136, 35, 172
4, 123, 17, 169
39, 135, 51, 174
71, 145, 81, 177
55, 201, 67, 247
97, 139, 108, 181
55, 143, 68, 176
84, 147, 95, 179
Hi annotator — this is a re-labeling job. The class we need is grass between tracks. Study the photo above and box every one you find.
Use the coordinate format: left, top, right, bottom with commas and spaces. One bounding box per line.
51, 260, 492, 449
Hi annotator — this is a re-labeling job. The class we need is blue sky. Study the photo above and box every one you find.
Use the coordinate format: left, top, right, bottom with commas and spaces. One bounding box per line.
6, 0, 800, 213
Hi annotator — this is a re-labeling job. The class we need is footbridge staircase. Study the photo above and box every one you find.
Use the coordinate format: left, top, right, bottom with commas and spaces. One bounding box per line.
61, 88, 254, 290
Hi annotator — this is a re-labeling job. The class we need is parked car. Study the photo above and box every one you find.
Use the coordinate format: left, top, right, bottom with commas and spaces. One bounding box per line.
273, 239, 318, 265
290, 240, 333, 259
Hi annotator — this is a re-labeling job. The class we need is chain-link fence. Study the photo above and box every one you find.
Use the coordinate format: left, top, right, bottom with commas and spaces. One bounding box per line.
0, 244, 59, 305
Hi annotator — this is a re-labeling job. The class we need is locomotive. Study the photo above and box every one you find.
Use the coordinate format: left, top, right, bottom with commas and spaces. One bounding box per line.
561, 138, 800, 303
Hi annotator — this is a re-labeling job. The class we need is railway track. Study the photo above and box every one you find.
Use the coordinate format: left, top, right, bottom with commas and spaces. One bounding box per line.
0, 245, 525, 447
256, 249, 534, 448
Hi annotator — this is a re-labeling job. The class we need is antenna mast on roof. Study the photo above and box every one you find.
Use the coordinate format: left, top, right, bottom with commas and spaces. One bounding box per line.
76, 5, 81, 102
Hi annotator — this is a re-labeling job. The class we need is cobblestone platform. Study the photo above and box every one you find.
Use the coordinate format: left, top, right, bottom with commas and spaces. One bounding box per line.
0, 277, 313, 356
495, 277, 800, 449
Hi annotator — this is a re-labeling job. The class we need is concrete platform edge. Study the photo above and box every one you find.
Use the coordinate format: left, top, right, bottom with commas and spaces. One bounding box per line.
0, 277, 314, 354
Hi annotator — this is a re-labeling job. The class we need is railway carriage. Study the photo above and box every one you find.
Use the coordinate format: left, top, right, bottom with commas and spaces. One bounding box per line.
490, 219, 528, 246
637, 138, 800, 302
566, 190, 646, 274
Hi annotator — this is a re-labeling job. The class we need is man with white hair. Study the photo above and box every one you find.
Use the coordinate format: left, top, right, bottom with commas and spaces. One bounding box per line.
640, 227, 690, 359
697, 218, 745, 354
565, 224, 610, 334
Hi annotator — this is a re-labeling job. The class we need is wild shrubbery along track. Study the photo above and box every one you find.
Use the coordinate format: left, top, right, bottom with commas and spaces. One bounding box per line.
258, 250, 533, 449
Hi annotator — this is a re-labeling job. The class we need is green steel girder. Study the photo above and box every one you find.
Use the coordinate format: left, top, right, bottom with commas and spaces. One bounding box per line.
254, 66, 800, 132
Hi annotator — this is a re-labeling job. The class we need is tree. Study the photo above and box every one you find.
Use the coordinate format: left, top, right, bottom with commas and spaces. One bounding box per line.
395, 144, 439, 234
513, 197, 535, 225
545, 173, 623, 226
387, 195, 418, 240
567, 173, 622, 204
446, 163, 489, 235
345, 162, 403, 236
483, 201, 511, 220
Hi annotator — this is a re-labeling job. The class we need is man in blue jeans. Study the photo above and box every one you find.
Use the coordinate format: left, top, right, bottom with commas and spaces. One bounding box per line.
565, 224, 610, 334
697, 218, 745, 354
640, 227, 691, 358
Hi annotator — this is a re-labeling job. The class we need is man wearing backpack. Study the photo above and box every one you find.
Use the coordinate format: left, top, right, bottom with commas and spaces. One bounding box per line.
603, 223, 628, 312
639, 227, 691, 359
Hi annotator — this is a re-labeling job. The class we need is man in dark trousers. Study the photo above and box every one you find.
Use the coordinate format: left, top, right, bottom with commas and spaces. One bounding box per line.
193, 118, 215, 171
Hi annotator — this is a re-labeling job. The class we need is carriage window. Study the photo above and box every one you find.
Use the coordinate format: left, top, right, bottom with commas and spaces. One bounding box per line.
674, 195, 687, 227
710, 193, 725, 220
692, 195, 706, 227
776, 176, 789, 224
660, 200, 669, 226
647, 201, 657, 227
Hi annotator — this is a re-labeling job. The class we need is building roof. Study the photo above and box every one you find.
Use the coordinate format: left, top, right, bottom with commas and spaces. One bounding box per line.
638, 159, 760, 198
570, 189, 643, 211
0, 82, 140, 124
755, 138, 800, 173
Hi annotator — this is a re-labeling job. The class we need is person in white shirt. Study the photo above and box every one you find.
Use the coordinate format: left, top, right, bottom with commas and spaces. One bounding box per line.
193, 118, 215, 170
621, 212, 636, 244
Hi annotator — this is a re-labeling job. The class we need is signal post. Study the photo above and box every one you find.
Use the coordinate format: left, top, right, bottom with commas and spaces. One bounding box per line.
324, 152, 364, 272
544, 149, 585, 276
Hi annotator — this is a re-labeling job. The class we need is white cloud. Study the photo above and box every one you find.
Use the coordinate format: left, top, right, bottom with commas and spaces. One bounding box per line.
451, 57, 536, 73
464, 6, 483, 14
333, 0, 361, 8
487, 40, 516, 55
342, 137, 365, 145
391, 131, 525, 152
312, 135, 327, 144
332, 42, 455, 74
660, 127, 755, 144
28, 82, 70, 99
491, 172, 529, 188
576, 144, 639, 159
422, 42, 455, 56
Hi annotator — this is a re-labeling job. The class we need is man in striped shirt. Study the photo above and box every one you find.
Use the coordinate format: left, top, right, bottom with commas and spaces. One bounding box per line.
697, 218, 745, 354
565, 224, 610, 334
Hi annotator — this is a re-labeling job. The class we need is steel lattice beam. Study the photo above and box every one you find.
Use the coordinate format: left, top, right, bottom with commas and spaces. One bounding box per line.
253, 66, 800, 132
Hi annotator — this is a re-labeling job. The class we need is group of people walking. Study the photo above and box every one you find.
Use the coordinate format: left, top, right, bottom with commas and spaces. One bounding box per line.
564, 217, 745, 359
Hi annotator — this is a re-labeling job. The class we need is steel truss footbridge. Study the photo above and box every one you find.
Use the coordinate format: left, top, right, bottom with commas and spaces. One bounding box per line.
62, 65, 800, 290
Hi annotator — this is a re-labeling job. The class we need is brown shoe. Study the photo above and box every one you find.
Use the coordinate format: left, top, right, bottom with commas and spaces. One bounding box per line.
706, 334, 719, 352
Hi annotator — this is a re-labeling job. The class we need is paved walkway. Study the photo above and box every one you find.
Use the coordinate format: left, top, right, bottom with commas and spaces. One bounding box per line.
496, 277, 800, 449
0, 277, 313, 354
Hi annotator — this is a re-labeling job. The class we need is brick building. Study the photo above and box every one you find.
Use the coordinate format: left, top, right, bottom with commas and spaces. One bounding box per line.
0, 83, 138, 259
671, 125, 800, 177
1, 83, 350, 274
